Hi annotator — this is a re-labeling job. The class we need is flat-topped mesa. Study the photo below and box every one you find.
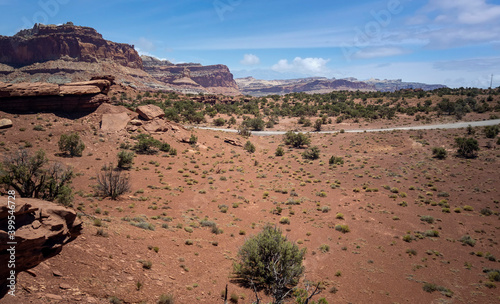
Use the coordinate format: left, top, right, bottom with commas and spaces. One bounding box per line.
0, 22, 142, 69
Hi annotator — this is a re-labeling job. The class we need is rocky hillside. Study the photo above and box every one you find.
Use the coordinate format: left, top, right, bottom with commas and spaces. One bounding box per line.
0, 23, 240, 95
236, 76, 376, 96
142, 56, 240, 95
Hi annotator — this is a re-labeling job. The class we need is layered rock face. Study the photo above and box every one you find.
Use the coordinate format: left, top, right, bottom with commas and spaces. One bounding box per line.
0, 76, 112, 112
0, 23, 142, 69
142, 56, 240, 95
0, 198, 82, 297
236, 77, 376, 96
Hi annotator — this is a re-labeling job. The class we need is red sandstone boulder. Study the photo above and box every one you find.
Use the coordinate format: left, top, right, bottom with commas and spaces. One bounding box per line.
136, 104, 165, 120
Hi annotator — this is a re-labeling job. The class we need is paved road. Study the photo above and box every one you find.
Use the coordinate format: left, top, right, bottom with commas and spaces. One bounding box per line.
194, 119, 500, 136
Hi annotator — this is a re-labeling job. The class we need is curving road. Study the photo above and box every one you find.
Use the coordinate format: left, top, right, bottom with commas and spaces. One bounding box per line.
193, 119, 500, 136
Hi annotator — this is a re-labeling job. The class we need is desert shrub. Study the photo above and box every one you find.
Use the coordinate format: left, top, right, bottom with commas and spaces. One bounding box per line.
189, 134, 198, 144
233, 225, 306, 304
329, 156, 344, 165
302, 146, 320, 160
455, 137, 479, 158
117, 150, 135, 169
463, 205, 474, 211
335, 224, 350, 233
422, 283, 453, 297
96, 166, 130, 200
242, 117, 265, 131
284, 131, 311, 148
425, 230, 440, 237
432, 147, 447, 159
0, 149, 74, 205
213, 117, 226, 126
319, 244, 330, 253
58, 133, 85, 157
159, 142, 171, 152
314, 119, 322, 132
133, 134, 161, 154
238, 124, 252, 137
244, 141, 256, 153
279, 216, 290, 224
275, 146, 285, 156
420, 215, 434, 224
157, 294, 174, 304
480, 208, 493, 216
484, 125, 499, 138
459, 235, 476, 247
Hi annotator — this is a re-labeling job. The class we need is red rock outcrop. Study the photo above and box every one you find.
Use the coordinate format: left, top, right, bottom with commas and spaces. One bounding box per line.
0, 198, 82, 297
141, 56, 240, 95
136, 104, 165, 120
0, 23, 142, 69
0, 77, 112, 112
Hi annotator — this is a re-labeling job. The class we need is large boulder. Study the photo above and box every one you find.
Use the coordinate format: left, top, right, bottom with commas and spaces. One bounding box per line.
0, 118, 12, 129
136, 104, 165, 121
101, 112, 130, 132
0, 198, 82, 297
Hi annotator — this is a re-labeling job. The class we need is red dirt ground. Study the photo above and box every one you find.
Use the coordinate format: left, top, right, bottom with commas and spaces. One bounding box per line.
0, 106, 499, 304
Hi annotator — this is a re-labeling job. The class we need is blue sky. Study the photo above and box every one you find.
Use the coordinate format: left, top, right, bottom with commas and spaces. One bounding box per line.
1, 0, 500, 88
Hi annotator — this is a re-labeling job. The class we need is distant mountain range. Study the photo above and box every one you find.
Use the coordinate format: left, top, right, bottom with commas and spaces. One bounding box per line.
235, 76, 447, 96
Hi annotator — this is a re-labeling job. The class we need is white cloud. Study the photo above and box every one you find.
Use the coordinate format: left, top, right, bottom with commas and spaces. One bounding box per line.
271, 57, 331, 76
240, 54, 260, 65
423, 0, 500, 25
132, 37, 156, 53
405, 0, 500, 49
352, 47, 409, 59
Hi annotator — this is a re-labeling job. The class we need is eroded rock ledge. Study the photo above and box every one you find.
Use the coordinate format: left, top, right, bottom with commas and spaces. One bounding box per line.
0, 76, 113, 112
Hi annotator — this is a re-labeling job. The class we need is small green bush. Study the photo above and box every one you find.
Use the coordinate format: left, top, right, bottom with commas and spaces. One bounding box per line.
302, 146, 320, 160
455, 137, 479, 158
432, 147, 447, 159
58, 133, 85, 156
283, 131, 310, 148
275, 146, 285, 156
335, 224, 350, 233
459, 235, 476, 247
329, 156, 344, 165
117, 150, 135, 169
244, 141, 256, 153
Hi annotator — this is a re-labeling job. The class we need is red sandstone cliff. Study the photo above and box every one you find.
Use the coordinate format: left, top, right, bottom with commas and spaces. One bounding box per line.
0, 23, 142, 69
